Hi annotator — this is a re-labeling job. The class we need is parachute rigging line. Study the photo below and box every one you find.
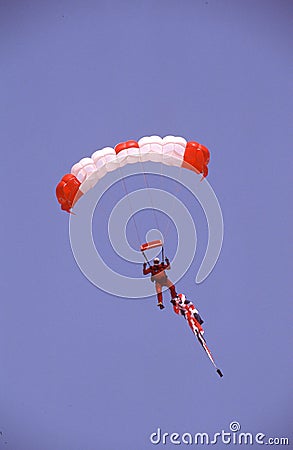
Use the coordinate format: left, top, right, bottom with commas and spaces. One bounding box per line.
118, 165, 142, 248
139, 158, 162, 236
162, 164, 185, 241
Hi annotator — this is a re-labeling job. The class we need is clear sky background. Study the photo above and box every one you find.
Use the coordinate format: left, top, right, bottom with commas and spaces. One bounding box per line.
0, 1, 292, 449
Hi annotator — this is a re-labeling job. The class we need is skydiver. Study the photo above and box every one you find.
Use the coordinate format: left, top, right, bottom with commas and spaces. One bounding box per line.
171, 293, 204, 334
172, 294, 224, 377
143, 257, 177, 310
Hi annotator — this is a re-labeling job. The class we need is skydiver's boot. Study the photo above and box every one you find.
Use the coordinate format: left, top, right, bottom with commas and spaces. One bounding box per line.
157, 293, 165, 310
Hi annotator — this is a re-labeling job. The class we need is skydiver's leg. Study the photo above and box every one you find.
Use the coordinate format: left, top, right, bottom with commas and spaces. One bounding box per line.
191, 304, 204, 324
155, 283, 165, 309
165, 279, 177, 299
189, 317, 204, 334
194, 312, 204, 325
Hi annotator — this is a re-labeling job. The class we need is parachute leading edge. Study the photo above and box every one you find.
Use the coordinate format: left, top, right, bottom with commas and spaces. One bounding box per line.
56, 135, 210, 213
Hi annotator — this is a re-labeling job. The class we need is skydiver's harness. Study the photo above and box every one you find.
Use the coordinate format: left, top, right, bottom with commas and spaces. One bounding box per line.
142, 246, 168, 282
150, 265, 169, 283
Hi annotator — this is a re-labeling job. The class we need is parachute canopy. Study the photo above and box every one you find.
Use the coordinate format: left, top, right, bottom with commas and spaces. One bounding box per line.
56, 135, 210, 213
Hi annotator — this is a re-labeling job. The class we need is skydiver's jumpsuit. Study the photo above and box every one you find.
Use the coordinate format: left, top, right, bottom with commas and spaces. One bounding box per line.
143, 258, 177, 306
172, 298, 204, 334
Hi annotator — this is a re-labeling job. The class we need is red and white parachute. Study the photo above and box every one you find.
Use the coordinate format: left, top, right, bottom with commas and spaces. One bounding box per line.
56, 135, 210, 213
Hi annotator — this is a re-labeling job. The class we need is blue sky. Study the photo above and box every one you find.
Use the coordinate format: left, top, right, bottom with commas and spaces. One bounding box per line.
0, 1, 292, 449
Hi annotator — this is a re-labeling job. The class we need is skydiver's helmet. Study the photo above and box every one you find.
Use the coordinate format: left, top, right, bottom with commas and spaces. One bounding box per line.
178, 293, 186, 303
153, 258, 160, 265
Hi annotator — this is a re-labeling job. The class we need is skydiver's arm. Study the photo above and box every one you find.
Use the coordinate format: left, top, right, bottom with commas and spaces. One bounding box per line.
173, 304, 180, 315
188, 303, 199, 314
173, 305, 186, 317
163, 257, 170, 270
143, 263, 152, 275
170, 299, 180, 315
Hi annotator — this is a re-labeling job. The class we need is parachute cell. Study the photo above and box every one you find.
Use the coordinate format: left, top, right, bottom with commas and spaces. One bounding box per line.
56, 174, 81, 212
